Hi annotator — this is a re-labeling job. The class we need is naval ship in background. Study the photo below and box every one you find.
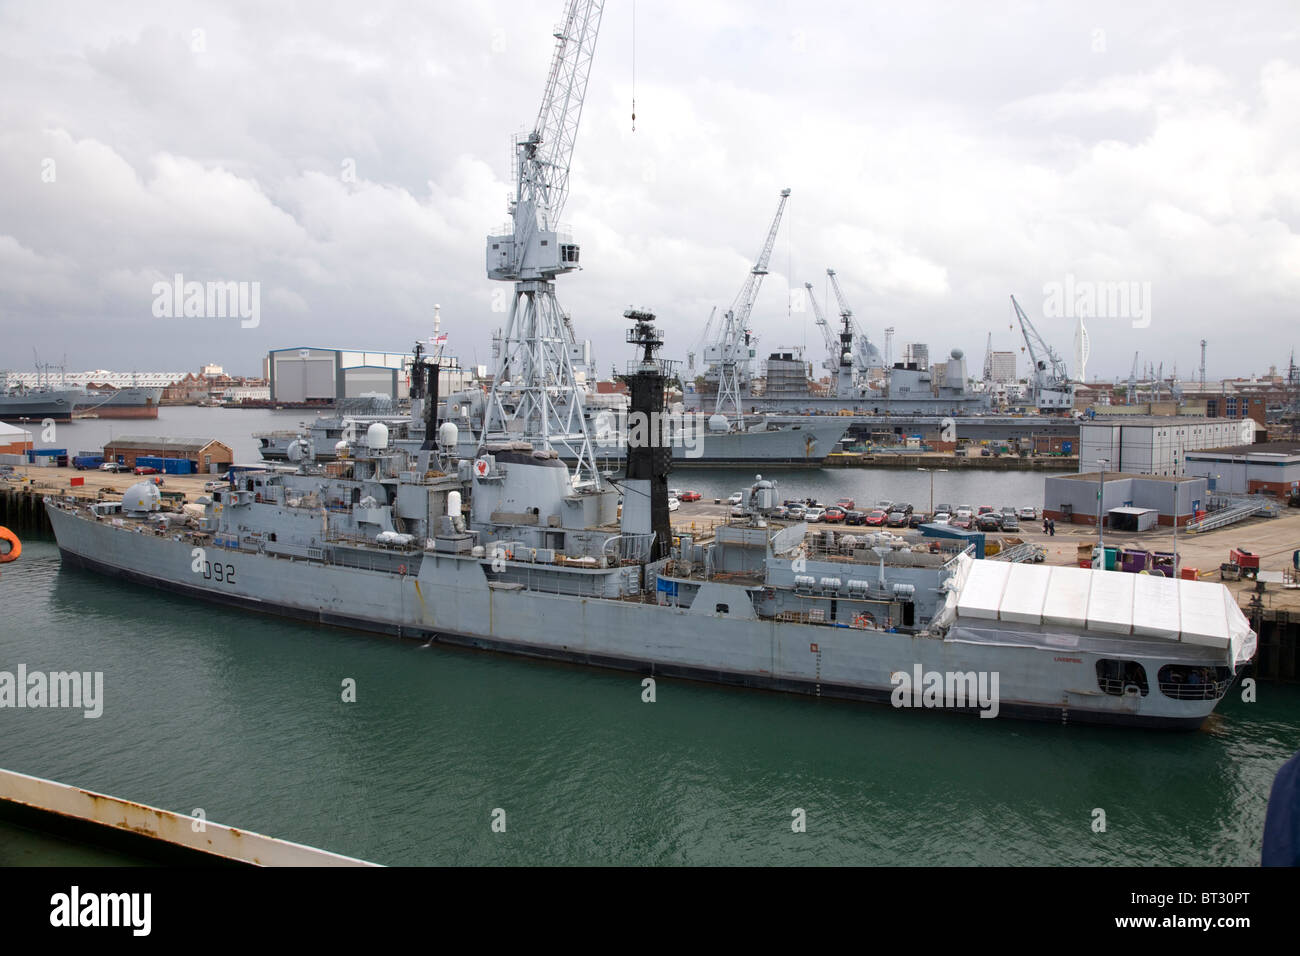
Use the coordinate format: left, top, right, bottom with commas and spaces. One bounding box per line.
42, 0, 1254, 731
255, 381, 849, 468
0, 371, 83, 422
0, 368, 163, 421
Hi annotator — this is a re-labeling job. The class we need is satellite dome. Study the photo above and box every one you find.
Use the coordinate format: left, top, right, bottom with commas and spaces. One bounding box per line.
122, 481, 161, 515
950, 348, 964, 360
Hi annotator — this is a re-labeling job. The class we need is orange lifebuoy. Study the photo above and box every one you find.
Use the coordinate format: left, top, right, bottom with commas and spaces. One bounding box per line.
0, 526, 20, 564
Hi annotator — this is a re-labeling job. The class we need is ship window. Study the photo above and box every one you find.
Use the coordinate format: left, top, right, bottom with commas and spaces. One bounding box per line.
1158, 665, 1231, 701
715, 603, 729, 614
1095, 659, 1149, 697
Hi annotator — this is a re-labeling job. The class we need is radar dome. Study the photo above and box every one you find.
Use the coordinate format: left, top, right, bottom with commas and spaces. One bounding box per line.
439, 422, 459, 449
950, 348, 964, 360
366, 422, 389, 450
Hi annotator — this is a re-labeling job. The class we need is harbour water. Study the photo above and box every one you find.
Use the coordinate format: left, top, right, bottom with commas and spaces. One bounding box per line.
2, 531, 1297, 865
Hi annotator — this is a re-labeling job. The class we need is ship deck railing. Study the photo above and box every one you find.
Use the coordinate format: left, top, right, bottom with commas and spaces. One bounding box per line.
325, 530, 423, 551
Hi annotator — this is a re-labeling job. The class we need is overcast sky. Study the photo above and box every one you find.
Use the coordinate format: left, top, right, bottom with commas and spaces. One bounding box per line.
1, 0, 1297, 382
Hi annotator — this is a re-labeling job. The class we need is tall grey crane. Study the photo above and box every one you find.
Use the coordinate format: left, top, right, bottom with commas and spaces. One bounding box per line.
1010, 294, 1074, 410
704, 188, 790, 421
483, 0, 605, 486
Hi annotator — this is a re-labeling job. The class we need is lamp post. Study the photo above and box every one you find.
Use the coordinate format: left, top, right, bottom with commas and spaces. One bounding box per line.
1172, 451, 1179, 575
1096, 458, 1109, 566
918, 466, 948, 516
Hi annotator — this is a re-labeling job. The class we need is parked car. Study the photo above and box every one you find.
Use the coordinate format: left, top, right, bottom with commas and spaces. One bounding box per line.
976, 512, 1003, 531
932, 511, 951, 524
668, 488, 682, 499
950, 515, 974, 530
730, 505, 747, 517
999, 512, 1019, 530
844, 510, 866, 525
894, 502, 914, 515
935, 503, 954, 515
133, 465, 159, 475
908, 512, 928, 528
786, 504, 806, 519
768, 505, 789, 519
874, 501, 893, 513
864, 509, 888, 527
727, 492, 744, 506
1018, 506, 1037, 520
100, 461, 129, 473
886, 511, 908, 527
835, 497, 856, 511
822, 506, 846, 523
668, 496, 680, 512
977, 505, 996, 515
679, 490, 702, 502
804, 507, 826, 522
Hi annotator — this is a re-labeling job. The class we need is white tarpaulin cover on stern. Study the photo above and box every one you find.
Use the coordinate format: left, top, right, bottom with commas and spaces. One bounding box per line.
955, 560, 1011, 620
1179, 578, 1232, 649
1087, 571, 1136, 634
1132, 572, 1181, 639
945, 554, 1254, 664
1042, 564, 1092, 626
999, 561, 1050, 624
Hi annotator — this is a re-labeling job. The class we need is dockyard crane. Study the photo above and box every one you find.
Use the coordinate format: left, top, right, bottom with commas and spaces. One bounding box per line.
805, 282, 840, 374
1010, 294, 1074, 410
826, 268, 882, 377
1127, 352, 1139, 404
705, 188, 790, 420
483, 0, 605, 485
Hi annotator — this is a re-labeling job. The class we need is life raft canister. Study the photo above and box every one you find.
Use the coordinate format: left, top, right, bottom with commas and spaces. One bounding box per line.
0, 526, 21, 563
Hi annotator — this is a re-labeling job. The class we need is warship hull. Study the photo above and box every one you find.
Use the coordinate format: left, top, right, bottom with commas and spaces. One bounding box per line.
0, 389, 82, 422
74, 387, 164, 419
259, 419, 851, 468
47, 501, 1238, 729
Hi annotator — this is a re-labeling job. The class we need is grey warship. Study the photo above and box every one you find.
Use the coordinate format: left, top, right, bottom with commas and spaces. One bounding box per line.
46, 0, 1255, 730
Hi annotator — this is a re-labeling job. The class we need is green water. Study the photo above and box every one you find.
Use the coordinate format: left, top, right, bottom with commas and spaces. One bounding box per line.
1, 537, 1297, 865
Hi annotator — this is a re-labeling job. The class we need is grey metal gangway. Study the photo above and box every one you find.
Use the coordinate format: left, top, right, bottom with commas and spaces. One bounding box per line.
1184, 495, 1280, 534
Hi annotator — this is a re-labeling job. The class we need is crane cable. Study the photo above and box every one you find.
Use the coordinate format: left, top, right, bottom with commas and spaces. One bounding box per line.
626, 0, 631, 130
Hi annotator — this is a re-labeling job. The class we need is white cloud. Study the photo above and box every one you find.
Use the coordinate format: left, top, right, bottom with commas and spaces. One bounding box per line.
0, 0, 1296, 382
